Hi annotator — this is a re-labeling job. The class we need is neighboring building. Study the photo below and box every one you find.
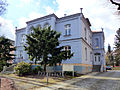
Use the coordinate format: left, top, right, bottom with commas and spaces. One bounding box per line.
15, 11, 105, 73
92, 31, 105, 71
8, 39, 15, 64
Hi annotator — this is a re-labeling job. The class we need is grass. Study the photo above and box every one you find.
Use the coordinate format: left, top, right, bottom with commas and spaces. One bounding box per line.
112, 67, 120, 70
0, 73, 74, 90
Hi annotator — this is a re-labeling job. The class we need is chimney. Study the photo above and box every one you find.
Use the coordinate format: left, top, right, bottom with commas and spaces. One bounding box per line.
80, 8, 83, 14
101, 28, 104, 32
15, 27, 17, 30
64, 14, 67, 17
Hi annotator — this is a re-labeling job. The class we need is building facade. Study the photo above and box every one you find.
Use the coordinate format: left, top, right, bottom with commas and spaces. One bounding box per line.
15, 12, 105, 73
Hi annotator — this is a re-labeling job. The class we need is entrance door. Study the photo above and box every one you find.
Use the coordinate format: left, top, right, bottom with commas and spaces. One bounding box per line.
94, 55, 101, 65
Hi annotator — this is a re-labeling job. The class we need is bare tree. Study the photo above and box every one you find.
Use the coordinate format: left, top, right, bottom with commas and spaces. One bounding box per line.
0, 0, 7, 15
110, 0, 120, 10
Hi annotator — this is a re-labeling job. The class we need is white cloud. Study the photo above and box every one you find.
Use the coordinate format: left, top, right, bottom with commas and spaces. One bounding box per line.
55, 0, 120, 50
53, 0, 57, 5
45, 6, 55, 14
19, 0, 32, 3
18, 17, 28, 28
18, 12, 43, 28
0, 17, 15, 40
28, 12, 43, 20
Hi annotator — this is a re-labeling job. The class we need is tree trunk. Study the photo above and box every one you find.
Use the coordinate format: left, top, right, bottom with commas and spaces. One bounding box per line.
44, 64, 46, 72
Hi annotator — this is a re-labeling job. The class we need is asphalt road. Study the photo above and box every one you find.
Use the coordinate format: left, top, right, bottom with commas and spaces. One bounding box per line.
57, 70, 120, 90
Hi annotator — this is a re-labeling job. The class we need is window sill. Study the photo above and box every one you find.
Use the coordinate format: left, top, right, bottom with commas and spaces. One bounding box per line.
64, 35, 71, 37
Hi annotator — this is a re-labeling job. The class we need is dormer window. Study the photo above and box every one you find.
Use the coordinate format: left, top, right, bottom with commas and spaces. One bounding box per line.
64, 24, 71, 36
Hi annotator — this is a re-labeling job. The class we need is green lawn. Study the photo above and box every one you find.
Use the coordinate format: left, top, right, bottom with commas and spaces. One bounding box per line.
112, 67, 120, 70
0, 73, 73, 90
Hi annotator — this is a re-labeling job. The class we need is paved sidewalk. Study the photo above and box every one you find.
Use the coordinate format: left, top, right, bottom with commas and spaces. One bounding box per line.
37, 72, 99, 90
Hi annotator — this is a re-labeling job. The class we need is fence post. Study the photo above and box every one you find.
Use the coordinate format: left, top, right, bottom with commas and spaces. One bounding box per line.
62, 71, 64, 77
46, 72, 48, 85
72, 71, 74, 77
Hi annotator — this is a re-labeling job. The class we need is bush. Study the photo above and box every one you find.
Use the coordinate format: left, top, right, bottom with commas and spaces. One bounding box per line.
32, 66, 43, 74
14, 61, 31, 76
0, 60, 6, 71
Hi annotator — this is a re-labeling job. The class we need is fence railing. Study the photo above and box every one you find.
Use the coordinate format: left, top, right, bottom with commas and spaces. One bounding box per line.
38, 72, 63, 77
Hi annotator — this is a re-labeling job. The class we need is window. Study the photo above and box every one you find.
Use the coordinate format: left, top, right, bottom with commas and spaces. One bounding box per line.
90, 52, 92, 62
21, 34, 25, 44
29, 26, 33, 33
85, 48, 87, 60
95, 38, 99, 48
64, 24, 71, 36
19, 50, 23, 59
99, 56, 100, 62
44, 23, 49, 28
36, 24, 41, 28
85, 28, 87, 40
95, 56, 96, 61
64, 46, 71, 56
90, 35, 92, 45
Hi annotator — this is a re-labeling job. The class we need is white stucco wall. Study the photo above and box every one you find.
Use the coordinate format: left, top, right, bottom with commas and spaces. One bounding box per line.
60, 39, 82, 64
81, 39, 92, 65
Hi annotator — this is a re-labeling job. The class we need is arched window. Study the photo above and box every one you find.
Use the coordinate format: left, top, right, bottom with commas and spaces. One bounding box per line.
29, 26, 33, 33
36, 24, 41, 28
64, 45, 71, 56
44, 23, 49, 28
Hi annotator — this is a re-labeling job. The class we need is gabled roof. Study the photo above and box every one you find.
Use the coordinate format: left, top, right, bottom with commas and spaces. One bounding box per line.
26, 13, 58, 24
56, 13, 81, 21
16, 27, 26, 31
86, 18, 91, 26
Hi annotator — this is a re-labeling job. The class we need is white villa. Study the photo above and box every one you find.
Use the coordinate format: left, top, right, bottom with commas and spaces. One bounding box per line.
15, 11, 105, 73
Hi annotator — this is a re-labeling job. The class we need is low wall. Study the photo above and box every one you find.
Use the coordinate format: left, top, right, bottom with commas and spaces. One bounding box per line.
74, 66, 92, 74
31, 65, 62, 72
32, 65, 92, 74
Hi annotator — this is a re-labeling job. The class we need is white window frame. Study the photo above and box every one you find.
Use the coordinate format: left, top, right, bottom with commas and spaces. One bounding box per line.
19, 50, 23, 59
21, 34, 25, 44
64, 45, 71, 56
64, 24, 71, 36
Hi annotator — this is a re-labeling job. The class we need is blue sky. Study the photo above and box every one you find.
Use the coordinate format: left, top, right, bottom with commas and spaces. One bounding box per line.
0, 0, 120, 51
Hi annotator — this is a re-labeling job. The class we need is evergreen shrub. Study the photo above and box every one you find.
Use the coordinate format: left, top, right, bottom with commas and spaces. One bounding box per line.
14, 61, 31, 76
